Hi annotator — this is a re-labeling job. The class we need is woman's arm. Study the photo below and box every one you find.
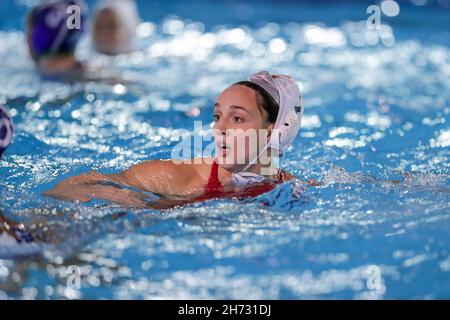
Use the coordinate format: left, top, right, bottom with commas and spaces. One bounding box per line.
42, 170, 110, 202
43, 160, 200, 205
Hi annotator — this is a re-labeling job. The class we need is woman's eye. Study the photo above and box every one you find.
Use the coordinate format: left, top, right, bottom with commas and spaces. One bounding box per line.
214, 114, 220, 121
233, 117, 244, 123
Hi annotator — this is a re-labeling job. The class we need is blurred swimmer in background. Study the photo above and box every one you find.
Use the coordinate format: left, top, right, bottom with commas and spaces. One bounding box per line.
92, 0, 140, 56
25, 0, 138, 86
26, 0, 87, 81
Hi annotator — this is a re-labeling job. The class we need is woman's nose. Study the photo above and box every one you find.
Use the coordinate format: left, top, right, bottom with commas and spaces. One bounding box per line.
214, 128, 227, 138
214, 120, 227, 136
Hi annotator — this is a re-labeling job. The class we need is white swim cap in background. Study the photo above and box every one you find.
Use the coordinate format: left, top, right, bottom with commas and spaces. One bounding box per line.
248, 71, 304, 157
94, 0, 141, 54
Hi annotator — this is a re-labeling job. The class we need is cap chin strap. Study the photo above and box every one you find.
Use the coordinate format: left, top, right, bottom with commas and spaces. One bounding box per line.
231, 141, 280, 187
240, 142, 270, 173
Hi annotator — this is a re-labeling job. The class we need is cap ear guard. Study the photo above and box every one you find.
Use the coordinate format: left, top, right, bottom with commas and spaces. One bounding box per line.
268, 108, 302, 156
266, 77, 304, 156
281, 110, 302, 143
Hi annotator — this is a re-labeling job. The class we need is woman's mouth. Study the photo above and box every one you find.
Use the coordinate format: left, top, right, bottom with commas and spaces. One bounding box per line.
217, 143, 231, 157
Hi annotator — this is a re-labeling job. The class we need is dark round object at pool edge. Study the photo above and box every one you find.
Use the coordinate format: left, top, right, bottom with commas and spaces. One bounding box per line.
0, 106, 13, 159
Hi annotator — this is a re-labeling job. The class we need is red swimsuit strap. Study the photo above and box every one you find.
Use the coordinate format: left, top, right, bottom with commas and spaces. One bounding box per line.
199, 162, 285, 201
276, 169, 284, 184
204, 160, 224, 193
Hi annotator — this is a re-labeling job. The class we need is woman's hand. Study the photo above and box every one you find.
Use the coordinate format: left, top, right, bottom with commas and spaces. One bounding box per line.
305, 178, 323, 187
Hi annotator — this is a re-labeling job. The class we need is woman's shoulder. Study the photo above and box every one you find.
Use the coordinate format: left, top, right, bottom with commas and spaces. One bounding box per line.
128, 158, 212, 174
153, 158, 215, 183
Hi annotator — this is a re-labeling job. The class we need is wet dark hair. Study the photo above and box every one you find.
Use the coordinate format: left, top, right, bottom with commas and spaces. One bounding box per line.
234, 81, 279, 123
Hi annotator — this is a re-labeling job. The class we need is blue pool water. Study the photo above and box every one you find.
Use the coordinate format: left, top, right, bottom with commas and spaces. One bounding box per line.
0, 0, 449, 299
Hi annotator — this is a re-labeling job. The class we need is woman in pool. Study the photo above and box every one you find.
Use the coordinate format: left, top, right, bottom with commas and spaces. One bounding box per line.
44, 71, 307, 209
26, 0, 87, 81
92, 0, 140, 56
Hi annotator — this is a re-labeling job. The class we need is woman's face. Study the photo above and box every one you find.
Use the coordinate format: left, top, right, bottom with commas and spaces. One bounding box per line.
213, 85, 274, 172
92, 9, 126, 55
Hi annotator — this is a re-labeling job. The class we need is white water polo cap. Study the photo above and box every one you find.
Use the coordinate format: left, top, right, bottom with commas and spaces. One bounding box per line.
94, 0, 141, 54
249, 71, 304, 157
230, 71, 304, 185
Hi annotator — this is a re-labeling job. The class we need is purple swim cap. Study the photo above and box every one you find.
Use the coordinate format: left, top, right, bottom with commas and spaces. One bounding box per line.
0, 106, 13, 159
29, 0, 86, 57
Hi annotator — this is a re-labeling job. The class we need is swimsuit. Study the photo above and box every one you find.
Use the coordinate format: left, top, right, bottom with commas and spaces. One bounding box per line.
196, 161, 285, 201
